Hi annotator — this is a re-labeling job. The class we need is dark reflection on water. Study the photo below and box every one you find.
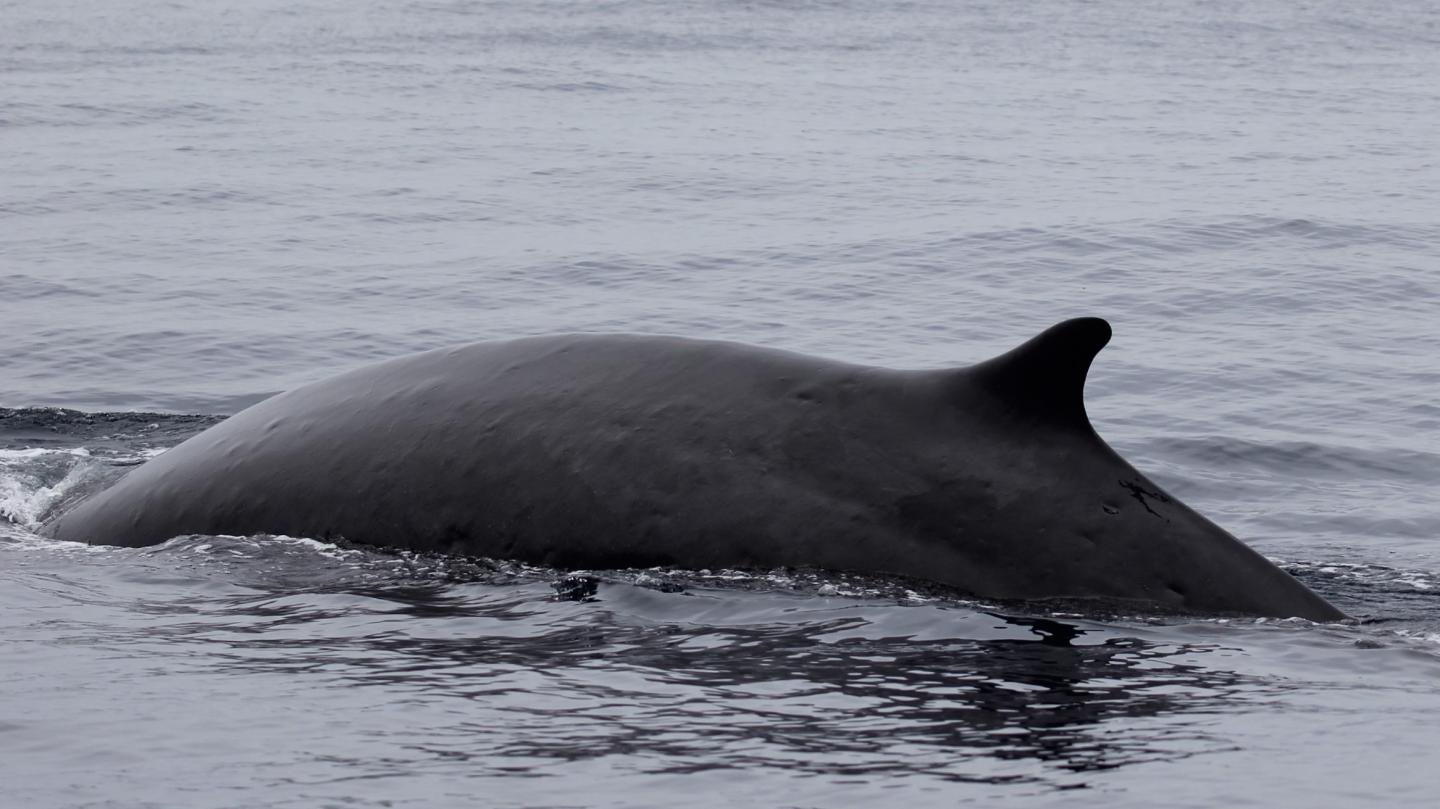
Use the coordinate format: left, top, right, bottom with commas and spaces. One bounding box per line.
127, 579, 1261, 787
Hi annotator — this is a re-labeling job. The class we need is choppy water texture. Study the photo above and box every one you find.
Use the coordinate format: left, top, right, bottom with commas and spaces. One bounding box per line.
2, 0, 1439, 806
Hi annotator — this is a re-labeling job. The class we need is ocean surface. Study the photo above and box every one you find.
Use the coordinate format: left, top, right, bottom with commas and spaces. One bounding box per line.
3, 0, 1438, 806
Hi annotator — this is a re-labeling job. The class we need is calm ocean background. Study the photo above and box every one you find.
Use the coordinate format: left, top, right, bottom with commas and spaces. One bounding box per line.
2, 1, 1438, 807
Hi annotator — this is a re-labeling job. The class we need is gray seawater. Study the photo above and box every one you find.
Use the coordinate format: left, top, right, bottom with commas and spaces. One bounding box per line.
3, 0, 1438, 806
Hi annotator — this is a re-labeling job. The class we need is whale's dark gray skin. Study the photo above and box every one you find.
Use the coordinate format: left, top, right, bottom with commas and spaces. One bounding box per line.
41, 318, 1346, 621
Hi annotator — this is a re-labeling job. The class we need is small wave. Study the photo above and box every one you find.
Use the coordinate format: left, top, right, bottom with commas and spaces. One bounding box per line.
1281, 559, 1437, 592
852, 216, 1440, 273
509, 80, 627, 92
1278, 559, 1440, 625
1144, 435, 1440, 483
0, 407, 221, 452
0, 273, 101, 300
3, 99, 236, 128
1148, 216, 1425, 252
0, 447, 101, 527
1390, 629, 1440, 647
0, 410, 214, 528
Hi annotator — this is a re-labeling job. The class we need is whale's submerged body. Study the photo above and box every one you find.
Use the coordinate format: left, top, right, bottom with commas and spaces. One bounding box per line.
41, 318, 1345, 621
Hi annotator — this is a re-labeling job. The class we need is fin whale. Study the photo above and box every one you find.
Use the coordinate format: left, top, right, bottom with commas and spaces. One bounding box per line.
40, 318, 1346, 621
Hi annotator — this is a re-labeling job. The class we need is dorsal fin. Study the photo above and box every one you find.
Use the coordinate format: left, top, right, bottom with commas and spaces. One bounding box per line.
963, 317, 1111, 429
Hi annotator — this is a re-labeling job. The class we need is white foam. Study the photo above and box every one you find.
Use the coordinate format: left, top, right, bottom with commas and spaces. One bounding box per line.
0, 449, 95, 528
1391, 629, 1440, 647
1395, 573, 1434, 591
0, 528, 114, 553
0, 447, 91, 461
150, 533, 370, 563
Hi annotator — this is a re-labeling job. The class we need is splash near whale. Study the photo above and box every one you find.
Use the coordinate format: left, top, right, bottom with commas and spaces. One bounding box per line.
41, 318, 1345, 621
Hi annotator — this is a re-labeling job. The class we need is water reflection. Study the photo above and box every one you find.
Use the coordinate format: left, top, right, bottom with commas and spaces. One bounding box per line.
136, 579, 1261, 788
